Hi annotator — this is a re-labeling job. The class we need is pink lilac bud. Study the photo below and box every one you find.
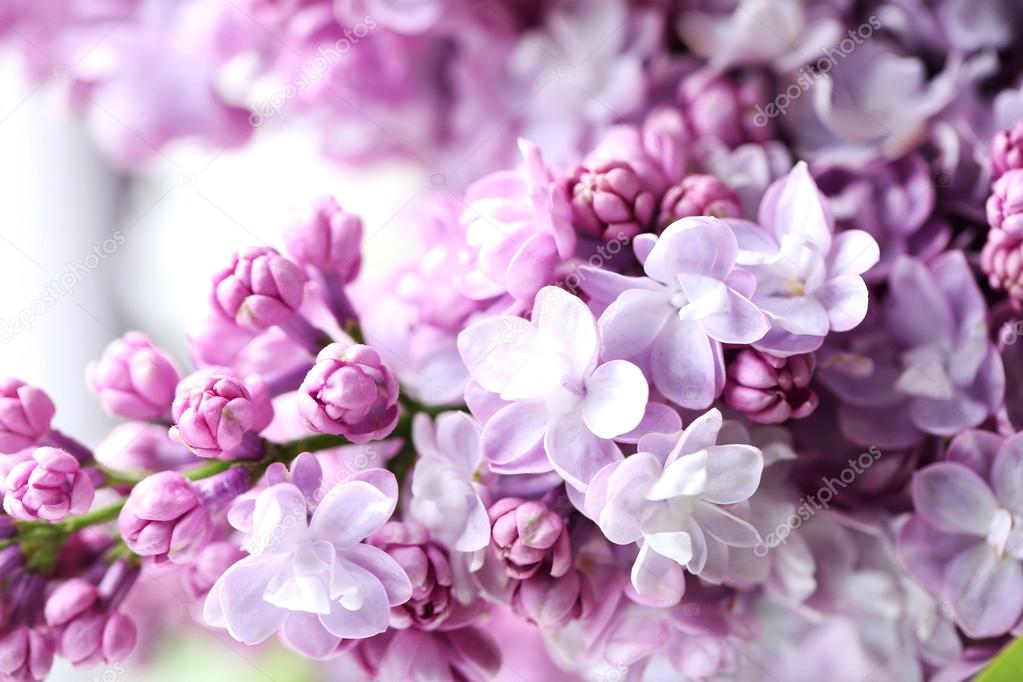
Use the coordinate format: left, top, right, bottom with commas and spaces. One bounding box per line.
3, 447, 95, 521
284, 196, 363, 281
370, 522, 454, 630
567, 161, 660, 241
211, 246, 308, 331
488, 498, 571, 580
0, 627, 53, 681
87, 332, 180, 420
723, 349, 818, 424
169, 372, 273, 459
982, 229, 1023, 308
659, 174, 742, 228
186, 541, 246, 599
992, 121, 1023, 180
678, 68, 774, 147
44, 573, 138, 668
95, 422, 196, 473
0, 379, 55, 454
510, 569, 590, 629
297, 342, 399, 443
118, 471, 211, 563
988, 169, 1023, 234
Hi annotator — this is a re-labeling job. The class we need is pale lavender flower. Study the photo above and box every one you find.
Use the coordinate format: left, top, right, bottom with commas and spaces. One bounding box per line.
730, 162, 879, 356
203, 471, 412, 659
900, 431, 1023, 638
582, 216, 769, 409
585, 409, 764, 606
408, 412, 490, 553
457, 286, 649, 490
821, 253, 1004, 443
459, 141, 575, 304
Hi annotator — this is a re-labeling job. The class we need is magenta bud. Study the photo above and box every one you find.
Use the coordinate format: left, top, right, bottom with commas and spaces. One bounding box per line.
284, 195, 364, 281
0, 379, 55, 454
568, 160, 659, 241
118, 471, 211, 563
982, 229, 1023, 308
87, 332, 180, 420
678, 68, 774, 146
511, 569, 589, 629
3, 447, 95, 522
370, 521, 453, 630
0, 627, 53, 681
297, 342, 400, 443
44, 579, 98, 627
659, 174, 741, 228
488, 498, 571, 580
57, 610, 134, 667
988, 169, 1023, 234
723, 349, 818, 424
170, 371, 273, 459
101, 613, 137, 663
211, 246, 308, 330
992, 121, 1023, 180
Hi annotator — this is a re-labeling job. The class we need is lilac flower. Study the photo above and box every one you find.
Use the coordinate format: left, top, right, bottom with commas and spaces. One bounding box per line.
459, 141, 575, 304
457, 286, 649, 489
566, 160, 660, 241
203, 471, 412, 659
489, 497, 571, 580
723, 349, 818, 424
408, 412, 490, 553
369, 521, 457, 630
821, 253, 1004, 444
170, 371, 274, 459
658, 174, 742, 228
730, 162, 879, 355
900, 431, 1023, 638
44, 579, 137, 667
0, 379, 55, 454
86, 332, 181, 420
585, 409, 764, 606
677, 68, 776, 147
679, 0, 843, 72
211, 247, 308, 332
118, 471, 211, 564
352, 625, 501, 682
982, 228, 1023, 308
583, 216, 769, 409
4, 447, 94, 522
297, 343, 400, 444
992, 120, 1023, 180
284, 196, 363, 282
988, 169, 1023, 233
0, 626, 53, 682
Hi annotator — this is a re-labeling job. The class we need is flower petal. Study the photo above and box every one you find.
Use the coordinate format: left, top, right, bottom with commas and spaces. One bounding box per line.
217, 556, 289, 645
946, 543, 1023, 638
582, 360, 648, 439
911, 463, 997, 536
318, 560, 391, 639
629, 542, 685, 608
651, 319, 719, 409
544, 412, 622, 490
310, 479, 397, 546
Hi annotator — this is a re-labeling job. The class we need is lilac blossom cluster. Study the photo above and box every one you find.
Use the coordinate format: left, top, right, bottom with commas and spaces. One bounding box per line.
4, 0, 1023, 680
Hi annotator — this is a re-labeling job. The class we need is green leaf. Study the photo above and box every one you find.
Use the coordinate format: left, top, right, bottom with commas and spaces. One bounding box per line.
979, 637, 1023, 682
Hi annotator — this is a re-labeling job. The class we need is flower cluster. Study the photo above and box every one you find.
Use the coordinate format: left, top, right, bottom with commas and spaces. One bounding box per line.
3, 0, 1023, 680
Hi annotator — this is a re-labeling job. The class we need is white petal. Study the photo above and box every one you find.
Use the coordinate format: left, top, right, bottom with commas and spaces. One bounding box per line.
692, 502, 760, 547
629, 543, 685, 607
699, 444, 764, 504
544, 412, 622, 490
582, 360, 649, 439
644, 531, 694, 566
456, 316, 543, 397
651, 319, 720, 409
533, 286, 599, 379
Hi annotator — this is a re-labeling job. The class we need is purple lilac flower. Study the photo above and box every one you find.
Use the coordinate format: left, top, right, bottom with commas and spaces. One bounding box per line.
297, 342, 400, 444
585, 409, 763, 606
581, 216, 769, 409
203, 470, 412, 659
87, 332, 181, 420
899, 431, 1023, 638
3, 447, 95, 522
458, 286, 649, 490
170, 371, 274, 459
0, 379, 55, 454
118, 471, 211, 564
723, 349, 818, 423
